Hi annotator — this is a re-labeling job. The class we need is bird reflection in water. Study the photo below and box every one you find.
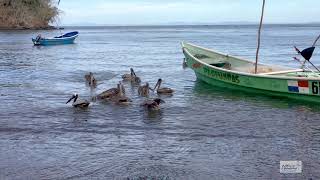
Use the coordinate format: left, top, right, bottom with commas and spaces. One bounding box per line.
142, 108, 164, 124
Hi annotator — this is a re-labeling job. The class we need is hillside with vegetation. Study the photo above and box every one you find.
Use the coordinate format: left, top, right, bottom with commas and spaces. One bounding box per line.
0, 0, 59, 29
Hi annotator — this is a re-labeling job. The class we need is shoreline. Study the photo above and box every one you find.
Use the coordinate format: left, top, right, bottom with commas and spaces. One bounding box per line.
0, 26, 64, 30
1, 23, 320, 30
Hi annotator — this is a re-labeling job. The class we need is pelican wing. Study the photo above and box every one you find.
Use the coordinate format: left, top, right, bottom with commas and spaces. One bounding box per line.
97, 88, 119, 99
141, 100, 160, 110
141, 100, 156, 106
158, 87, 174, 94
84, 74, 91, 81
122, 74, 132, 80
73, 99, 90, 108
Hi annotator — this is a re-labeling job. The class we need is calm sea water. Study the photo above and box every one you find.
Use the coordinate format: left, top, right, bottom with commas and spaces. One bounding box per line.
1, 25, 320, 179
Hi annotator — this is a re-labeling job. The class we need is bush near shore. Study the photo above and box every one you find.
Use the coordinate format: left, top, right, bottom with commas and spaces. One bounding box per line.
0, 0, 59, 29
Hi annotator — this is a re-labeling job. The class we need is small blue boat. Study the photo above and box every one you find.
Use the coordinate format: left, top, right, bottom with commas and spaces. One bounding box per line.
32, 31, 79, 46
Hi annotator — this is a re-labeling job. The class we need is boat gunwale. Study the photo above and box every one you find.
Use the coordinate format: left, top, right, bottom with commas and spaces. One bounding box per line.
32, 32, 78, 43
35, 34, 78, 41
182, 42, 320, 81
51, 34, 78, 40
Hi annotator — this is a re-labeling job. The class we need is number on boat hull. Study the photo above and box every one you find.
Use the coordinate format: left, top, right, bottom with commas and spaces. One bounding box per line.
287, 80, 320, 95
311, 81, 320, 95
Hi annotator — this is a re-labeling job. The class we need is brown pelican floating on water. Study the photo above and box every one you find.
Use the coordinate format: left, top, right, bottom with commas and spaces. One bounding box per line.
66, 93, 90, 108
138, 82, 151, 97
122, 68, 134, 80
97, 83, 125, 100
153, 79, 174, 94
111, 82, 132, 105
84, 72, 97, 88
122, 68, 141, 83
182, 58, 188, 69
141, 98, 165, 111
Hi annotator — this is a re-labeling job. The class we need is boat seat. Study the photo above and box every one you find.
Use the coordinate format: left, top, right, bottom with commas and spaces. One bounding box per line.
259, 69, 304, 75
210, 62, 231, 70
232, 65, 274, 73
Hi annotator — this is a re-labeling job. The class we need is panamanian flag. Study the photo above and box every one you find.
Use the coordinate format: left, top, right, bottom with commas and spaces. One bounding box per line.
287, 80, 309, 94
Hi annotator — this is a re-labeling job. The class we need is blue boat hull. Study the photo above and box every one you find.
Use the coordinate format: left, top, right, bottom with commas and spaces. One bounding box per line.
32, 31, 78, 46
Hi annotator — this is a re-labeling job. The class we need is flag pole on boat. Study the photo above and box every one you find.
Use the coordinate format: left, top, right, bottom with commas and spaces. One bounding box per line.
255, 0, 266, 74
294, 34, 320, 72
56, 0, 63, 35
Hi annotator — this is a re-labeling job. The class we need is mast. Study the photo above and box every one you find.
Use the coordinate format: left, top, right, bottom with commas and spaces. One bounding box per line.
56, 0, 62, 35
255, 0, 266, 74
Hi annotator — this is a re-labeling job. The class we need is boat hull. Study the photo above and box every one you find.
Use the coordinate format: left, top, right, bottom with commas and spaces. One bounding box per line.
32, 37, 77, 45
182, 42, 320, 102
32, 31, 78, 46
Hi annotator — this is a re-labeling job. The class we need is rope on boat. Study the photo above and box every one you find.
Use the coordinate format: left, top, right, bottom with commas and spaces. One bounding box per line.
255, 0, 266, 74
312, 34, 320, 47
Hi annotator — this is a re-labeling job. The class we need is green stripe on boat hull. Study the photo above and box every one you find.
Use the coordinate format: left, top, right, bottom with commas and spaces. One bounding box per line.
195, 72, 320, 103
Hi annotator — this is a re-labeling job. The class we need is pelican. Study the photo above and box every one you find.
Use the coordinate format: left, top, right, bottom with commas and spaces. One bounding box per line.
138, 82, 151, 97
132, 76, 141, 84
141, 98, 165, 111
153, 79, 174, 94
66, 93, 90, 108
111, 82, 132, 105
97, 83, 125, 100
122, 68, 141, 83
182, 58, 188, 69
84, 72, 97, 88
122, 68, 134, 80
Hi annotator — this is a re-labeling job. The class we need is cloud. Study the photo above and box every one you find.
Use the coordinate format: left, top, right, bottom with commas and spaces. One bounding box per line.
96, 2, 183, 14
60, 1, 247, 25
58, 0, 320, 25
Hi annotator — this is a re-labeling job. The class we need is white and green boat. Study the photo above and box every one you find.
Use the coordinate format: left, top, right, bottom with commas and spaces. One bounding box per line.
182, 42, 320, 102
182, 0, 320, 102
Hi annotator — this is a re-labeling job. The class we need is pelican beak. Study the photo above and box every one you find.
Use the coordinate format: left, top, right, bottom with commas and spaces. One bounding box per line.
160, 99, 165, 103
66, 95, 75, 104
74, 94, 78, 103
153, 80, 159, 90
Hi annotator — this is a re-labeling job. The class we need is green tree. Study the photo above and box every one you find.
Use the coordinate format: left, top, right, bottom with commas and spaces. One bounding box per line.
0, 0, 59, 29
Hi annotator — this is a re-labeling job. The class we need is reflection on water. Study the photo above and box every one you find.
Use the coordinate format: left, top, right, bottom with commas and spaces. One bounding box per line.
142, 109, 164, 123
0, 25, 320, 179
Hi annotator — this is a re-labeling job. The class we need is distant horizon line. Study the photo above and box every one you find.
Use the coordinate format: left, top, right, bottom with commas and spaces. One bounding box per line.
59, 22, 320, 27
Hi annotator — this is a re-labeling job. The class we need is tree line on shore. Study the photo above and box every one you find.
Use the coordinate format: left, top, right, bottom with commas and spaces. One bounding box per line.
0, 0, 59, 29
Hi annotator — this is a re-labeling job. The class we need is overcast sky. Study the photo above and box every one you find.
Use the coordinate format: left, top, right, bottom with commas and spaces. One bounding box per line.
58, 0, 320, 25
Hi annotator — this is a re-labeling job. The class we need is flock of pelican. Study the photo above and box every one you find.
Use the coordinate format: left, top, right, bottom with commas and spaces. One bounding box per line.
66, 68, 174, 111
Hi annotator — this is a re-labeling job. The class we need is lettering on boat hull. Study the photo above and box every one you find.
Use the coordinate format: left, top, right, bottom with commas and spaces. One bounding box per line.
203, 67, 240, 84
287, 80, 320, 95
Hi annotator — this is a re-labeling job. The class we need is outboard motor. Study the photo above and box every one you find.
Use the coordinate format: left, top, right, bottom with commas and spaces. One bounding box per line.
35, 34, 42, 43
